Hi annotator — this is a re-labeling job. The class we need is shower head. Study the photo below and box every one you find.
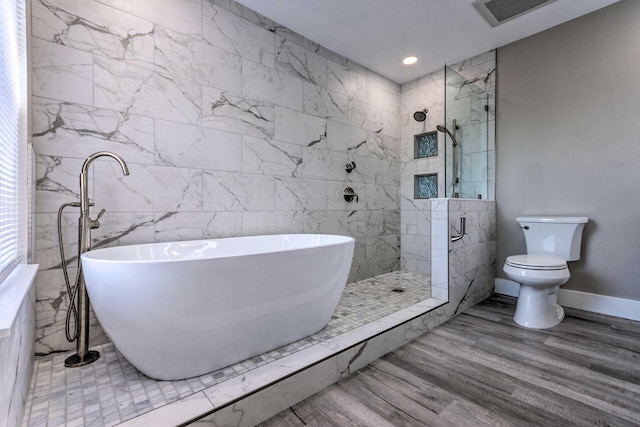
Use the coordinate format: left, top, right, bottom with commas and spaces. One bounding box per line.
413, 108, 428, 122
437, 125, 458, 146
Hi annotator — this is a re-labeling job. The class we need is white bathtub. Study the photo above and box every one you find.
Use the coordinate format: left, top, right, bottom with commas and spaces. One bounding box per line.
81, 234, 354, 380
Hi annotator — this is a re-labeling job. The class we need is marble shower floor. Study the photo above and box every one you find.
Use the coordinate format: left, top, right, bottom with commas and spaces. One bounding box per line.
22, 271, 444, 427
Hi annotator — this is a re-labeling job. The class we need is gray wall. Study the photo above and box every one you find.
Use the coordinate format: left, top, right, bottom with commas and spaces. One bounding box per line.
496, 0, 640, 300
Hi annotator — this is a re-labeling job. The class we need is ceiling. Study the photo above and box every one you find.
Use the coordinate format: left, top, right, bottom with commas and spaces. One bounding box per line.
234, 0, 621, 84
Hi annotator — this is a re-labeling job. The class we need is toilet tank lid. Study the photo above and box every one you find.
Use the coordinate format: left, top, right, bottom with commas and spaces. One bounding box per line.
517, 216, 588, 224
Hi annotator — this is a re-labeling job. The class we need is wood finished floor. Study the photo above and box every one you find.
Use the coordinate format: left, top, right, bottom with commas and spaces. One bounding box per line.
260, 295, 640, 426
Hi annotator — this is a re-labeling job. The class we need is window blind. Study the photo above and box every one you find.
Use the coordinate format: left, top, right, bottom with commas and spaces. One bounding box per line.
0, 0, 27, 284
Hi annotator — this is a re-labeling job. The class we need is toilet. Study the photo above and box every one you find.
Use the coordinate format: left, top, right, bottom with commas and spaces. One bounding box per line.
503, 216, 588, 329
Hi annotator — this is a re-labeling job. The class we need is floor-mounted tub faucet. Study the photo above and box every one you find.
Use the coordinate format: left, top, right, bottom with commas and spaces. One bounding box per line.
62, 151, 129, 368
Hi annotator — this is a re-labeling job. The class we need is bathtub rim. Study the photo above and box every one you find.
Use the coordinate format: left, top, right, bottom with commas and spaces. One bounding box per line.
81, 233, 355, 264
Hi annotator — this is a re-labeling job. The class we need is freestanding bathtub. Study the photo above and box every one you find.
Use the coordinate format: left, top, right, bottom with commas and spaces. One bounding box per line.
81, 234, 354, 380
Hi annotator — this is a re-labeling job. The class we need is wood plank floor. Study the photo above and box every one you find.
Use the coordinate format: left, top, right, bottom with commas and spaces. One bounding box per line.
260, 295, 640, 426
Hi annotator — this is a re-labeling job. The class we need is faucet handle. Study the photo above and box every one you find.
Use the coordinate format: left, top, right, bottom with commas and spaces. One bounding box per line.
91, 208, 106, 229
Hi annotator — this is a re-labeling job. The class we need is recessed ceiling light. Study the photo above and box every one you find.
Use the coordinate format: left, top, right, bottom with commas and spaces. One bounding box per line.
402, 56, 418, 65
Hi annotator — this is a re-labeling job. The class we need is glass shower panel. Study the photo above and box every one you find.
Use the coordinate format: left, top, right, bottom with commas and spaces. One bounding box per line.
444, 66, 489, 199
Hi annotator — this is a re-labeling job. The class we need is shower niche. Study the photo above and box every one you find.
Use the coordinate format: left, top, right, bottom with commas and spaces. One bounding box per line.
443, 65, 494, 200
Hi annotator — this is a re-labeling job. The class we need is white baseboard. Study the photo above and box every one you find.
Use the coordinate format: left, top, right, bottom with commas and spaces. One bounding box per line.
493, 278, 640, 322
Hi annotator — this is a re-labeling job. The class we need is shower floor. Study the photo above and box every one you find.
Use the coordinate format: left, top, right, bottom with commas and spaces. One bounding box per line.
21, 271, 442, 427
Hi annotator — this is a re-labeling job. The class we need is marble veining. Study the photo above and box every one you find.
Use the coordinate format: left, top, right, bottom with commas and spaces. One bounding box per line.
32, 0, 155, 66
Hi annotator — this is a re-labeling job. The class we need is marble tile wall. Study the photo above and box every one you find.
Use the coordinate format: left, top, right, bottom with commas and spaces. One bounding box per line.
399, 51, 495, 276
0, 282, 35, 427
447, 199, 496, 314
31, 0, 402, 354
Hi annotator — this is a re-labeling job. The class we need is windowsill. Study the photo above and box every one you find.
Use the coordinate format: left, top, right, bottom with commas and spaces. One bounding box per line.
0, 264, 38, 338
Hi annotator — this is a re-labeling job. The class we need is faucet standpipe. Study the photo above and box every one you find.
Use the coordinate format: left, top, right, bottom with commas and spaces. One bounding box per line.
64, 152, 129, 368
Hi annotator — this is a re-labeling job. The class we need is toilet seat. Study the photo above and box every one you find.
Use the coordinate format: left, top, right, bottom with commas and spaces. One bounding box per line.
506, 254, 567, 271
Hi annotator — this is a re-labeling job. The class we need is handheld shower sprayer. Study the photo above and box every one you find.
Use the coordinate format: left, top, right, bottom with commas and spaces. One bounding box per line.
436, 124, 458, 146
437, 120, 461, 197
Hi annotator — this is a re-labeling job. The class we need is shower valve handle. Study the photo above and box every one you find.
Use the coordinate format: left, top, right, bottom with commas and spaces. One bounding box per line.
91, 208, 106, 229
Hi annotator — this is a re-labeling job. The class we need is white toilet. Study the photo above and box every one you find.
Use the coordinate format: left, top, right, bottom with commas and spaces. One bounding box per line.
503, 216, 588, 329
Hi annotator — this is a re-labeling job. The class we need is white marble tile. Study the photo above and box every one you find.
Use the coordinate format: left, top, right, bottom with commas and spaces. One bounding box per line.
366, 184, 398, 210
367, 234, 399, 265
346, 154, 383, 185
302, 147, 347, 182
96, 0, 202, 36
274, 108, 327, 147
200, 356, 338, 427
0, 273, 35, 427
94, 162, 202, 212
31, 38, 93, 105
325, 120, 367, 153
35, 155, 86, 213
202, 86, 275, 139
274, 177, 326, 211
363, 103, 384, 134
345, 210, 373, 238
401, 233, 430, 264
203, 2, 275, 67
32, 0, 154, 66
94, 57, 201, 125
382, 159, 401, 187
33, 269, 82, 354
154, 211, 242, 241
303, 83, 349, 123
401, 209, 418, 235
202, 171, 274, 212
302, 211, 348, 236
155, 120, 242, 171
241, 211, 301, 235
242, 136, 303, 177
368, 131, 401, 162
367, 77, 401, 114
327, 60, 366, 101
275, 36, 327, 87
345, 98, 368, 130
119, 391, 214, 427
154, 25, 241, 92
32, 97, 155, 164
242, 60, 303, 112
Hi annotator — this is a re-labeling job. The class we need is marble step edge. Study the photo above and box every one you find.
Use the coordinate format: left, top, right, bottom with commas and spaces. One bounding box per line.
119, 297, 447, 427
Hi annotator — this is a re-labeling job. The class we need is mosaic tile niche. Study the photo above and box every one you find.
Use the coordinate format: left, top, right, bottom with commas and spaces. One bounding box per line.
414, 131, 438, 158
415, 174, 438, 199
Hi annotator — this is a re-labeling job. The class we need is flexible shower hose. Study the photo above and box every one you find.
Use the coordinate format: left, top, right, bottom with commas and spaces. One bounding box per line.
57, 202, 82, 342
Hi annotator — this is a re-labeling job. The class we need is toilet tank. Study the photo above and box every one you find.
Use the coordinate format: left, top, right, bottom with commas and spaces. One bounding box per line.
517, 216, 588, 261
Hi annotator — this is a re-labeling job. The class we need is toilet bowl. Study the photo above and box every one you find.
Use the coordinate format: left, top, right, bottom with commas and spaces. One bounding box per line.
503, 216, 588, 329
504, 254, 570, 328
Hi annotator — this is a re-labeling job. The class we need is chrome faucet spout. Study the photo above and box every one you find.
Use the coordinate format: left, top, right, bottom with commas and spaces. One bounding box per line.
80, 151, 129, 218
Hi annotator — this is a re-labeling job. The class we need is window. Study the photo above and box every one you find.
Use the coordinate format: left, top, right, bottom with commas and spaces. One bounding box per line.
0, 0, 28, 284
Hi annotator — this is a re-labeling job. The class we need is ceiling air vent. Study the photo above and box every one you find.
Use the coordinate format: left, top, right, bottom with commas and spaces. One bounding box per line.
472, 0, 558, 27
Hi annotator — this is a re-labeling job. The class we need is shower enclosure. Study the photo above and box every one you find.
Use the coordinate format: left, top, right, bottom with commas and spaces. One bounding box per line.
444, 65, 492, 199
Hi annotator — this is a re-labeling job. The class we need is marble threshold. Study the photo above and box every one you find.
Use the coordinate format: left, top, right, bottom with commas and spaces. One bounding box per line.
22, 271, 445, 427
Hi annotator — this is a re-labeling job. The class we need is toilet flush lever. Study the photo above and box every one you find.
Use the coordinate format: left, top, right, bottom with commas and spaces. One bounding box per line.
451, 217, 466, 242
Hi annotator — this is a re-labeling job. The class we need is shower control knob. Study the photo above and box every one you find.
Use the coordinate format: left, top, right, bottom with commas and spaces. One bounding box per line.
345, 162, 356, 173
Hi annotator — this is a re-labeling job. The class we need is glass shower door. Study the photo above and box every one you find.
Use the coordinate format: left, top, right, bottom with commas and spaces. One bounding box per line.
444, 65, 489, 199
